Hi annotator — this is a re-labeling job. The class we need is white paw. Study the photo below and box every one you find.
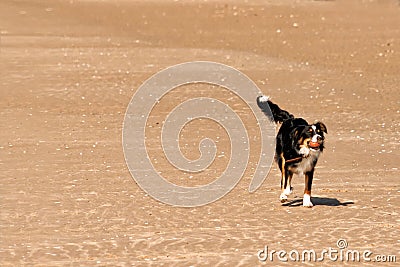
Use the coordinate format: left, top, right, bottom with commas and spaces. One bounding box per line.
280, 193, 288, 203
299, 147, 310, 157
283, 186, 293, 196
303, 194, 313, 207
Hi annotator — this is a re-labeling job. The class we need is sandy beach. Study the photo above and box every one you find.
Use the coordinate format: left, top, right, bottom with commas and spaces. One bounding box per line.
1, 0, 399, 266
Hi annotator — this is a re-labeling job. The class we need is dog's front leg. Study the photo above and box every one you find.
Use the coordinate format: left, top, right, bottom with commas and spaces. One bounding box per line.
303, 170, 314, 207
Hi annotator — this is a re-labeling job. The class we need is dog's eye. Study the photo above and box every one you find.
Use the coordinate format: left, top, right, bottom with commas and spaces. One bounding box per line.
309, 128, 313, 132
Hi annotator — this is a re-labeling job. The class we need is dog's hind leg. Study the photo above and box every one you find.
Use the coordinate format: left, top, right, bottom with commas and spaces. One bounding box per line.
280, 176, 288, 203
283, 172, 293, 196
279, 155, 292, 202
280, 169, 292, 203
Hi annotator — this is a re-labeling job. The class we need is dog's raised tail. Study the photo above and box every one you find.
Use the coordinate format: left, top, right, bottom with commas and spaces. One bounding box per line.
256, 95, 293, 123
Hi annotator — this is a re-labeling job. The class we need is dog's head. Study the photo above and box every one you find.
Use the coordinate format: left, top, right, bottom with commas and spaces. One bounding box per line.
294, 122, 327, 151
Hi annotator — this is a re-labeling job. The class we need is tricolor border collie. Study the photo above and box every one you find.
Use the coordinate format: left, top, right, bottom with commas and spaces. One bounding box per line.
257, 96, 327, 207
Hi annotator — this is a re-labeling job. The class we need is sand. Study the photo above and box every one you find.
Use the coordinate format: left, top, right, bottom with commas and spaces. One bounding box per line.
1, 0, 399, 266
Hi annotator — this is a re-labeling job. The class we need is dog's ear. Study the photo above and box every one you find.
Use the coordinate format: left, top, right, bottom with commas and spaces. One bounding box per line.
292, 126, 305, 146
315, 121, 328, 134
292, 128, 302, 139
293, 129, 299, 137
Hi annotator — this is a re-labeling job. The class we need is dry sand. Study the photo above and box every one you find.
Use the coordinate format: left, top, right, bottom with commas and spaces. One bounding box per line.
1, 0, 399, 266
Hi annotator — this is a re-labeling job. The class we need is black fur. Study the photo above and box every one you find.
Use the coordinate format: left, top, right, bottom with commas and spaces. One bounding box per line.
257, 96, 327, 207
256, 96, 293, 123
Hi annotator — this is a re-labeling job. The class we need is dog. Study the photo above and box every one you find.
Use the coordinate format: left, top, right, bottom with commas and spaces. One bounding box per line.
257, 95, 327, 207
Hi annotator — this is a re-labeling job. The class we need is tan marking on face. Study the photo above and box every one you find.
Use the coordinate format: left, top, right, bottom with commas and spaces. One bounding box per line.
300, 137, 311, 149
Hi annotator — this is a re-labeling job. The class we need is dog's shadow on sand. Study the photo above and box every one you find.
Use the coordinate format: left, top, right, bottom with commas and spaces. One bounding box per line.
282, 197, 354, 207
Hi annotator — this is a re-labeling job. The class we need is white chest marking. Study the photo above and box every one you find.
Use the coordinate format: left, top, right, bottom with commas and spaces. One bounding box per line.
290, 150, 320, 174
